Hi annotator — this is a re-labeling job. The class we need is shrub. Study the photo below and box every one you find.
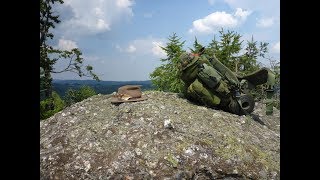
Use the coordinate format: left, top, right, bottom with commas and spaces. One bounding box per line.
40, 91, 65, 120
64, 85, 97, 106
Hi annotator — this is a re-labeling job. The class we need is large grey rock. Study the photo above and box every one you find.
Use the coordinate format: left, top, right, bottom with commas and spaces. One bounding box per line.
40, 91, 280, 179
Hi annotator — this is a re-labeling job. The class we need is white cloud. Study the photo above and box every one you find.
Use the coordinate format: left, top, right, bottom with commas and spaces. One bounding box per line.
56, 38, 78, 51
224, 0, 279, 17
256, 17, 275, 28
116, 0, 133, 8
272, 41, 280, 54
94, 7, 104, 17
126, 45, 137, 53
208, 0, 215, 5
152, 41, 166, 58
189, 8, 251, 34
117, 37, 167, 58
57, 0, 134, 35
234, 8, 251, 21
96, 19, 109, 30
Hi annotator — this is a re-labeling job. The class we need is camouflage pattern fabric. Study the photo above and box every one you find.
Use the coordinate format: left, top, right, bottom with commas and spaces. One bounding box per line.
187, 78, 221, 106
179, 52, 234, 112
266, 90, 274, 115
179, 52, 276, 115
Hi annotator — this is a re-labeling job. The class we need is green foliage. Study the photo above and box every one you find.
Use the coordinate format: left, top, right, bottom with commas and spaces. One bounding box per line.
189, 37, 204, 53
237, 37, 268, 76
150, 33, 186, 93
64, 86, 97, 106
249, 84, 267, 100
200, 29, 272, 101
40, 0, 99, 100
267, 57, 280, 86
250, 56, 280, 104
204, 29, 268, 76
150, 29, 279, 108
40, 91, 65, 120
266, 57, 280, 109
49, 48, 100, 81
205, 29, 242, 71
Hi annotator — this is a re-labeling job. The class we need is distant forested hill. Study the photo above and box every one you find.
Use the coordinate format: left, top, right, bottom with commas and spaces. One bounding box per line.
52, 79, 155, 98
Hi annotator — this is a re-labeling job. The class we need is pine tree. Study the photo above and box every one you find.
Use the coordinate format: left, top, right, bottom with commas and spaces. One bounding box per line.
150, 33, 186, 93
237, 36, 268, 75
189, 37, 204, 54
205, 29, 242, 72
206, 29, 268, 76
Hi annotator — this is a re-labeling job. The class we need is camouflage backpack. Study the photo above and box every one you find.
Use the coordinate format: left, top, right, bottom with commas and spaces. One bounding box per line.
179, 51, 276, 115
179, 52, 236, 111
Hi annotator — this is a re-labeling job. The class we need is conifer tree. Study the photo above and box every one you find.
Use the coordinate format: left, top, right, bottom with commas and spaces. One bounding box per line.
150, 33, 186, 93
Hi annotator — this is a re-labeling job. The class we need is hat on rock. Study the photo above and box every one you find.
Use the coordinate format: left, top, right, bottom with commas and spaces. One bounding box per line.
110, 85, 147, 103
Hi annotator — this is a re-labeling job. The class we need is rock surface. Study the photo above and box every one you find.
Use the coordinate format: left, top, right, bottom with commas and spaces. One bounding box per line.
40, 91, 280, 179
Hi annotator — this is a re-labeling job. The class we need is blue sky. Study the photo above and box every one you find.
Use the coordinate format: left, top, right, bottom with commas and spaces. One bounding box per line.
50, 0, 280, 81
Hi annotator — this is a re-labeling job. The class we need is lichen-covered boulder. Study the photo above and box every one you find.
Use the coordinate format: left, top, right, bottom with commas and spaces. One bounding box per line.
40, 91, 280, 179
